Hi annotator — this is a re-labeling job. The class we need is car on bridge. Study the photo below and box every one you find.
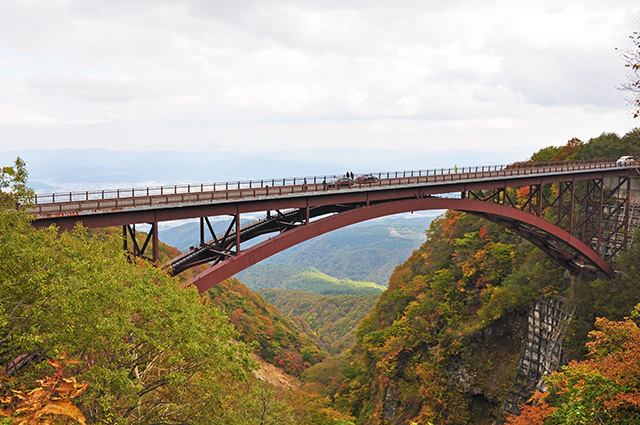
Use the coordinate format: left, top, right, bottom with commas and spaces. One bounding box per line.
617, 156, 637, 166
355, 173, 379, 184
327, 177, 353, 188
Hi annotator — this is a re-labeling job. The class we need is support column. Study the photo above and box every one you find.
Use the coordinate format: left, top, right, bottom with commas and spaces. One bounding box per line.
556, 182, 564, 226
235, 206, 241, 256
537, 184, 542, 216
152, 221, 159, 262
582, 180, 589, 242
598, 179, 604, 254
623, 177, 632, 249
569, 180, 575, 235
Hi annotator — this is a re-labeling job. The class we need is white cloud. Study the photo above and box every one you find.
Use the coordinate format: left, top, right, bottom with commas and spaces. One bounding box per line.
0, 0, 638, 158
27, 74, 152, 102
0, 115, 106, 126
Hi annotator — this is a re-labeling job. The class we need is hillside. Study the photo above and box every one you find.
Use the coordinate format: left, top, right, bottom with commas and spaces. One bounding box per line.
260, 289, 380, 355
206, 278, 328, 376
238, 265, 385, 295
303, 129, 640, 424
0, 164, 353, 424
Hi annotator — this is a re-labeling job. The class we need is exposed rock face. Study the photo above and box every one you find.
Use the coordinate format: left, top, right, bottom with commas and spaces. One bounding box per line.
503, 297, 575, 415
253, 354, 299, 389
382, 381, 400, 422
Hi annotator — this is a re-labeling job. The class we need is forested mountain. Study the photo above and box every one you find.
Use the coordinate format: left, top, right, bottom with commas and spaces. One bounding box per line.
206, 279, 328, 376
301, 129, 640, 424
260, 289, 380, 355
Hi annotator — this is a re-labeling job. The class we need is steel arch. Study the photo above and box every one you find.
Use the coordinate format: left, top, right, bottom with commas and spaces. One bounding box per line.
187, 197, 613, 293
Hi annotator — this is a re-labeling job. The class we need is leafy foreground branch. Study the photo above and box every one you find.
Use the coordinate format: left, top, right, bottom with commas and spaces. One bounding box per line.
1, 356, 88, 424
619, 30, 640, 118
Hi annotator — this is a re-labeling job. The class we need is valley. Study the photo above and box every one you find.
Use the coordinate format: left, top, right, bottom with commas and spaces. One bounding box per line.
3, 129, 640, 424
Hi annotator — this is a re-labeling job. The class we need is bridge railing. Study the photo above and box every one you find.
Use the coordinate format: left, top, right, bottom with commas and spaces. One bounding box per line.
30, 158, 622, 215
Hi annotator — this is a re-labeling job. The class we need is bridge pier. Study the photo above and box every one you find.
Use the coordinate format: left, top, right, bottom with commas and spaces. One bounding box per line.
122, 221, 159, 262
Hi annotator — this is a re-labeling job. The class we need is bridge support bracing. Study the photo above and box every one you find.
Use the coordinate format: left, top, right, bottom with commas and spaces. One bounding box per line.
152, 222, 158, 261
468, 175, 635, 266
122, 222, 159, 262
236, 208, 240, 256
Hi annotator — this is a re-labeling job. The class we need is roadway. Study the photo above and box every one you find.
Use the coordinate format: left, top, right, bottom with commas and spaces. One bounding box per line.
30, 158, 634, 231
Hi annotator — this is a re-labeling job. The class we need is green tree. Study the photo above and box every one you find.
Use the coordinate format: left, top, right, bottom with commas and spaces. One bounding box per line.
530, 138, 583, 163
0, 159, 260, 424
0, 156, 34, 209
0, 158, 347, 425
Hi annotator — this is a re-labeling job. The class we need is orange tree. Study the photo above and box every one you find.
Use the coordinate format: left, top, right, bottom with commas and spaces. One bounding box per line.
508, 304, 640, 424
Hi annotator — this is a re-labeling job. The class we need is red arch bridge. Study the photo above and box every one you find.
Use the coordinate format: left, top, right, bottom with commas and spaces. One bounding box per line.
31, 159, 640, 293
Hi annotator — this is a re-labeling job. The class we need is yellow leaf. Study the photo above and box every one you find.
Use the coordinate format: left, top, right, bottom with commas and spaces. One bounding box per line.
55, 378, 88, 398
37, 400, 87, 425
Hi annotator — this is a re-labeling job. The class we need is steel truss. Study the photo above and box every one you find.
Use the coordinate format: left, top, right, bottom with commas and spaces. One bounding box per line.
163, 204, 356, 275
468, 175, 632, 265
122, 222, 159, 262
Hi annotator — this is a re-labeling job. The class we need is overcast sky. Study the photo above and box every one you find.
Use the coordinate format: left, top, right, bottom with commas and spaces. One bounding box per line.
1, 0, 639, 176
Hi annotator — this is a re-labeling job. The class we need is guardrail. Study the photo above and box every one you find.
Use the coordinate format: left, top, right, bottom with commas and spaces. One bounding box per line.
30, 158, 625, 216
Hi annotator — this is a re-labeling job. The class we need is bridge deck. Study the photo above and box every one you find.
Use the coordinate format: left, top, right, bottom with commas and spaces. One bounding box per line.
30, 159, 632, 223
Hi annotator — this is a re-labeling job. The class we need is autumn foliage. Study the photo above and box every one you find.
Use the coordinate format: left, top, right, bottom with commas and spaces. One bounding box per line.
1, 357, 88, 424
507, 305, 640, 424
207, 278, 327, 376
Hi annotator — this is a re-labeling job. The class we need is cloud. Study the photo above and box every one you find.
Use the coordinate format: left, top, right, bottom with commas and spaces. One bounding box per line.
0, 115, 106, 126
0, 0, 638, 156
26, 74, 151, 102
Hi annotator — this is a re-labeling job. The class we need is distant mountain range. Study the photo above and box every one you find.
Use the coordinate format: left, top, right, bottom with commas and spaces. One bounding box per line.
159, 213, 435, 289
10, 147, 522, 194
238, 220, 429, 286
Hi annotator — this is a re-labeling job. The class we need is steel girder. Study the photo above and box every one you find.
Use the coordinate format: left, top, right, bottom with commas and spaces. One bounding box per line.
186, 197, 614, 294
